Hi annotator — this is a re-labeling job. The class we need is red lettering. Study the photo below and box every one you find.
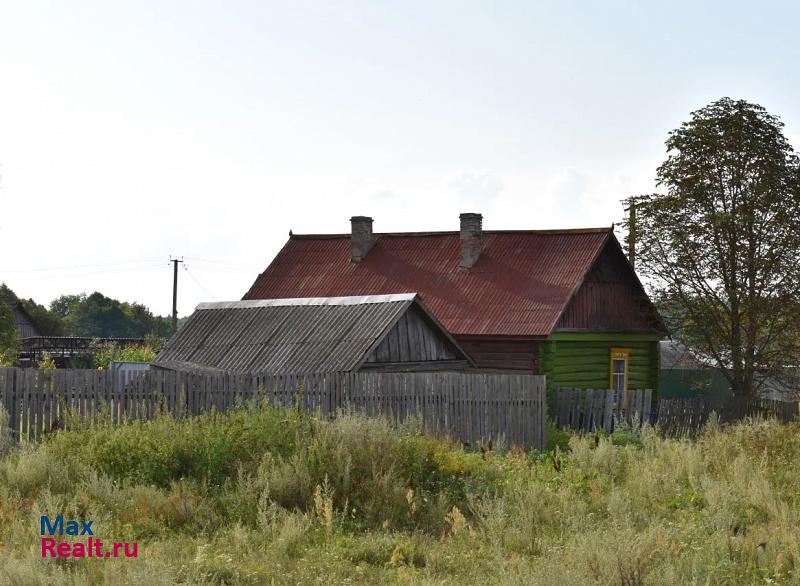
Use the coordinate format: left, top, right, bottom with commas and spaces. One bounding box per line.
57, 542, 71, 557
124, 543, 138, 558
41, 538, 56, 557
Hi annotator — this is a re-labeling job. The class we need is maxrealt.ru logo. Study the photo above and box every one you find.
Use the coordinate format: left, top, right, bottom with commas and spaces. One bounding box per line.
40, 515, 138, 559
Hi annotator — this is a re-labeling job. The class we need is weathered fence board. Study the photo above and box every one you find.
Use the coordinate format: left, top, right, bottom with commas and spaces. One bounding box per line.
656, 396, 800, 437
553, 388, 653, 433
553, 387, 799, 436
0, 368, 548, 449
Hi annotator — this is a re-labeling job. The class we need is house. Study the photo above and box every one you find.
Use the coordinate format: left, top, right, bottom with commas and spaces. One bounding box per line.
243, 214, 668, 393
153, 293, 474, 373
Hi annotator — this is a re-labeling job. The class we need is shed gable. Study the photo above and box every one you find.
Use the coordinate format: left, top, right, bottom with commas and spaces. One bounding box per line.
365, 304, 459, 364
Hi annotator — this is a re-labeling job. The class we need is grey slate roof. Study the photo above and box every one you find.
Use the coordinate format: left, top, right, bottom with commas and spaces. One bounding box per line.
153, 293, 465, 373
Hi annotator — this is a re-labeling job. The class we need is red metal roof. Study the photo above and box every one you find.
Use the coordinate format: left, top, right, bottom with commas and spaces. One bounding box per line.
243, 228, 613, 337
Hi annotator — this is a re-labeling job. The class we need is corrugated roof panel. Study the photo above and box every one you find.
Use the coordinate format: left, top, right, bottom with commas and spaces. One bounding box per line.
243, 230, 612, 336
152, 295, 437, 373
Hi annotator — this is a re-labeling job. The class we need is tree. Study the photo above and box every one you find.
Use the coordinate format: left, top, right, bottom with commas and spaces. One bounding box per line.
630, 98, 800, 397
0, 284, 21, 365
50, 291, 171, 338
0, 301, 17, 351
19, 299, 65, 336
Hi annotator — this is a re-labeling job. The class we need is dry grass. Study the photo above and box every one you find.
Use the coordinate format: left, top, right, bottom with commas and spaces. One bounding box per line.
0, 406, 798, 585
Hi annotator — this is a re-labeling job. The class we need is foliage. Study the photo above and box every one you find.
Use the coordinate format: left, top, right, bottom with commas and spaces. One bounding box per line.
627, 98, 800, 396
1, 283, 65, 337
0, 285, 21, 362
0, 347, 19, 368
19, 298, 65, 335
92, 340, 162, 369
50, 291, 172, 338
36, 352, 56, 369
1, 406, 799, 584
47, 403, 301, 488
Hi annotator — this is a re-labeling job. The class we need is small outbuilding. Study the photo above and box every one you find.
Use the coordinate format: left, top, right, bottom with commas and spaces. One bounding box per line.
153, 293, 474, 374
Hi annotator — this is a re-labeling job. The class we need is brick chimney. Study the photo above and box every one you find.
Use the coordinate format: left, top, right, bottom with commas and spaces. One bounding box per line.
459, 213, 483, 269
350, 216, 375, 263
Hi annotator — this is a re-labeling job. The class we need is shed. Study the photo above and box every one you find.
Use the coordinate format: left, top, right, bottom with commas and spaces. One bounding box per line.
153, 293, 474, 374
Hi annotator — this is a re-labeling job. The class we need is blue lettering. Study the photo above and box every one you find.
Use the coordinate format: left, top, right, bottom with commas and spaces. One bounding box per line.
39, 515, 94, 536
40, 515, 64, 536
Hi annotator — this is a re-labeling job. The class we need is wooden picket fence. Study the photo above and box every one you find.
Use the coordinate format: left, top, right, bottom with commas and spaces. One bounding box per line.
553, 387, 799, 436
0, 368, 547, 449
656, 396, 800, 437
552, 387, 654, 433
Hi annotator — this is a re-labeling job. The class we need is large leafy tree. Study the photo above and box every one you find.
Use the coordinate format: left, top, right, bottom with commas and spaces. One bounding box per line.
630, 98, 800, 397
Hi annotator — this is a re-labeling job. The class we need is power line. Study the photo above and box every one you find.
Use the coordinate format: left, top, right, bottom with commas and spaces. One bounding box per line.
183, 265, 217, 300
6, 264, 166, 281
182, 256, 251, 267
0, 257, 165, 274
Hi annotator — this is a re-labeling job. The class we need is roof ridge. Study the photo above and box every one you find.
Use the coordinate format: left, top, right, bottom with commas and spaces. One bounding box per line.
198, 293, 418, 311
290, 227, 613, 239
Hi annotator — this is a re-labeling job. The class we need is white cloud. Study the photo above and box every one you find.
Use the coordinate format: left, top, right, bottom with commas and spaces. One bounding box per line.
446, 170, 504, 204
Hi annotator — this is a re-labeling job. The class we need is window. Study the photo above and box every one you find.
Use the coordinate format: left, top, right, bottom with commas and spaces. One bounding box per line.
609, 348, 630, 392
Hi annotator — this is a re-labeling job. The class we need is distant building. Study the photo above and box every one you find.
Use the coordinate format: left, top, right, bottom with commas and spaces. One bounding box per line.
658, 340, 731, 399
12, 302, 41, 339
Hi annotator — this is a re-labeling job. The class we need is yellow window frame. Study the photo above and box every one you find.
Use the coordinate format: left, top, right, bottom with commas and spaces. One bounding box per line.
609, 347, 631, 400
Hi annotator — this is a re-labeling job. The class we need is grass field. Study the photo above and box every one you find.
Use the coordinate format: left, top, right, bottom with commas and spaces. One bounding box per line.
0, 404, 798, 585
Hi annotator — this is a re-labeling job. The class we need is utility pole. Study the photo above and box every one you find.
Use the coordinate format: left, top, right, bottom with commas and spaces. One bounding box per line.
170, 256, 184, 335
622, 197, 640, 269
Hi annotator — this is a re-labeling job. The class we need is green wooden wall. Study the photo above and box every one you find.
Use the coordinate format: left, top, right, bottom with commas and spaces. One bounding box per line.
539, 335, 660, 398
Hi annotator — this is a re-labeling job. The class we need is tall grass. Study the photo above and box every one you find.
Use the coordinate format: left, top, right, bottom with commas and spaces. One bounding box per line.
0, 404, 798, 584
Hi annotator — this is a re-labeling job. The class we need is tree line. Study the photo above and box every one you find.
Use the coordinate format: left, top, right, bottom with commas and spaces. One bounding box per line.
0, 284, 171, 363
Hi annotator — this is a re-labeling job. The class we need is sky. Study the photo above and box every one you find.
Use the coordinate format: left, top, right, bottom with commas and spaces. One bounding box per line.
1, 0, 799, 318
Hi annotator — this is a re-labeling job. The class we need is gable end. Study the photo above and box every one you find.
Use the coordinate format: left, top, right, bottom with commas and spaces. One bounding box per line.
554, 239, 667, 335
364, 303, 462, 364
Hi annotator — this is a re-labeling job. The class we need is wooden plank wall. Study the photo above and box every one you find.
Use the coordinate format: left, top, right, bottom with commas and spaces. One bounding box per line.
0, 368, 547, 449
455, 338, 539, 372
366, 307, 457, 363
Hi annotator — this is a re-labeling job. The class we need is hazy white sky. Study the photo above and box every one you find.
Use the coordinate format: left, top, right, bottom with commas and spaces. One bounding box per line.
1, 1, 798, 317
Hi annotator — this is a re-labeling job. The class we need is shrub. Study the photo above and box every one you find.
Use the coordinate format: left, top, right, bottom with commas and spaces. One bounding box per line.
45, 402, 301, 487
